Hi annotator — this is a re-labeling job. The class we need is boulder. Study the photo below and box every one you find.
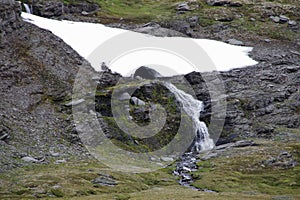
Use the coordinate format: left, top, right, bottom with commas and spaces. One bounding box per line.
133, 66, 162, 80
207, 0, 242, 7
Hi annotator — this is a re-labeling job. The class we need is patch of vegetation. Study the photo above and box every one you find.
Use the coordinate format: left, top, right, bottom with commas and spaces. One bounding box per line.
190, 140, 300, 196
0, 161, 177, 199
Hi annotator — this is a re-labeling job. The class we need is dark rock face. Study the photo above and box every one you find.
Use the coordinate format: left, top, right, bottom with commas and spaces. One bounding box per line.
0, 0, 22, 32
184, 55, 300, 141
133, 66, 162, 80
0, 0, 95, 171
95, 80, 182, 152
22, 0, 100, 19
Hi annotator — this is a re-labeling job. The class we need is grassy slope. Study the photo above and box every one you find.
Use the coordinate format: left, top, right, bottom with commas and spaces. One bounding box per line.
0, 128, 299, 199
62, 0, 300, 40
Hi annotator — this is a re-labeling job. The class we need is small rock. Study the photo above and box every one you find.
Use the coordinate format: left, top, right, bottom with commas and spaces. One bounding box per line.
161, 157, 174, 162
279, 15, 289, 23
21, 156, 40, 163
130, 97, 146, 106
176, 2, 191, 11
264, 39, 271, 43
181, 173, 192, 182
81, 11, 89, 16
232, 140, 256, 148
65, 99, 85, 107
189, 16, 199, 28
54, 159, 66, 164
227, 38, 244, 46
250, 18, 256, 22
182, 166, 192, 172
50, 152, 60, 157
0, 133, 9, 141
288, 20, 297, 26
270, 16, 280, 23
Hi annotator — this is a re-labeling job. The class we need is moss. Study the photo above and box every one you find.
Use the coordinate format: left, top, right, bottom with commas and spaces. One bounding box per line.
51, 188, 65, 197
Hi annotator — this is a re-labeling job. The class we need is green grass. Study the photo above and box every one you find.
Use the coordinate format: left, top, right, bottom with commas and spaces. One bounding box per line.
1, 138, 300, 199
190, 140, 300, 196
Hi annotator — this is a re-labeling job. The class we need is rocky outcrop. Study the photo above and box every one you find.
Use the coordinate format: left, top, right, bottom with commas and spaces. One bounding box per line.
0, 0, 95, 172
22, 0, 100, 20
184, 50, 300, 141
133, 66, 162, 79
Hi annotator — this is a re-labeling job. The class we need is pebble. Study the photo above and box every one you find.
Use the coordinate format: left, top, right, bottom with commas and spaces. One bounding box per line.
288, 20, 297, 26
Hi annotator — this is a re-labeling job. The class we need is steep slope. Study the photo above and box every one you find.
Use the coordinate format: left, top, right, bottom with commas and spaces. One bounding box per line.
0, 0, 94, 172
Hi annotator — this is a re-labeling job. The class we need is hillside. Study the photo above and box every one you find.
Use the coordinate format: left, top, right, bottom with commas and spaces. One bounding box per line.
0, 0, 299, 199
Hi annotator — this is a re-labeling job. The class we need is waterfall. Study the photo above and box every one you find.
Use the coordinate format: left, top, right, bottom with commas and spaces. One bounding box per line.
164, 83, 214, 152
23, 3, 31, 14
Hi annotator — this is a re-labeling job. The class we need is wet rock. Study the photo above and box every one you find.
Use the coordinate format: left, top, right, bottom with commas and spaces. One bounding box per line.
226, 38, 244, 46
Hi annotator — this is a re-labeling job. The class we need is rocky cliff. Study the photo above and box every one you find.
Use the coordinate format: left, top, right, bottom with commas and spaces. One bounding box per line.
0, 0, 95, 171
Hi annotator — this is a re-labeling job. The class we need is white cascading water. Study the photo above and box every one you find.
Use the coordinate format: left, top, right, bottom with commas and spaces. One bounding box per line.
165, 83, 214, 152
23, 3, 32, 14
